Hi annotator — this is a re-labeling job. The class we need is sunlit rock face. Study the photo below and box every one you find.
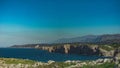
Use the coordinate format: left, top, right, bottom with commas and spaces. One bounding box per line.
99, 48, 114, 57
64, 44, 71, 54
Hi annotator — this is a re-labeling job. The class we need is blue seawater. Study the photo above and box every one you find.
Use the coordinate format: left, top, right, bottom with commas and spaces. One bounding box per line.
0, 48, 108, 62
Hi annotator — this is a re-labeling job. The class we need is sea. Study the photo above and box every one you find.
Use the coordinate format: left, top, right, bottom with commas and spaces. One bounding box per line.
0, 48, 108, 62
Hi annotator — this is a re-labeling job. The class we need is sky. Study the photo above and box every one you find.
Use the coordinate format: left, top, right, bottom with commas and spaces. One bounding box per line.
0, 0, 120, 47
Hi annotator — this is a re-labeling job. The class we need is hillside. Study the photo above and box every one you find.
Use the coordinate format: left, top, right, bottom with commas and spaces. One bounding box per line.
54, 34, 120, 44
11, 34, 120, 48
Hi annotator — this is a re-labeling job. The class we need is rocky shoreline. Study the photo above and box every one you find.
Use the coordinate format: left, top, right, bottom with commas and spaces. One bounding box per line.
0, 58, 120, 68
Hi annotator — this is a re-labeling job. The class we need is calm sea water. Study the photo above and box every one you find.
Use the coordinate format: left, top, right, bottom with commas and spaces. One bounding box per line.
0, 48, 107, 62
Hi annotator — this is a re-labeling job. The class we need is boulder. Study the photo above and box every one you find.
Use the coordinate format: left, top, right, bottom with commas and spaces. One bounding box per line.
48, 60, 55, 64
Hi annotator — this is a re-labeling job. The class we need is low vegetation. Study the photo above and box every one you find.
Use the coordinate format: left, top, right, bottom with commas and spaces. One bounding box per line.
82, 62, 116, 68
99, 45, 114, 51
0, 58, 118, 68
37, 62, 76, 68
0, 58, 36, 64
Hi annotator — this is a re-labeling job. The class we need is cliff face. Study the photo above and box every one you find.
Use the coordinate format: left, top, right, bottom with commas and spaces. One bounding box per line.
113, 48, 120, 62
39, 44, 102, 56
63, 44, 101, 55
38, 44, 120, 59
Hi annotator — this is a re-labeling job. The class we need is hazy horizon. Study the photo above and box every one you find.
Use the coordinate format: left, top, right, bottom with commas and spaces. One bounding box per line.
0, 0, 120, 47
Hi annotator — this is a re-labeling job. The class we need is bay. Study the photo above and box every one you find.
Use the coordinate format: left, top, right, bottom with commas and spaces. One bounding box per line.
0, 48, 107, 62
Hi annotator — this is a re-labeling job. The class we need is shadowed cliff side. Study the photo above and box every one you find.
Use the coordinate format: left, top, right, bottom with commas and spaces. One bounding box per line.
37, 44, 120, 61
38, 44, 102, 56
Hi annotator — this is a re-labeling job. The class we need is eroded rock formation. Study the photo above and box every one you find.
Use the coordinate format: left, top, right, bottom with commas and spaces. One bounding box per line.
38, 44, 120, 61
38, 44, 102, 56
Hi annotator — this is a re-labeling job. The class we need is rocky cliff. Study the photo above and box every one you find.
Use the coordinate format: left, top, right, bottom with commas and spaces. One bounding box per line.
38, 44, 102, 55
38, 44, 120, 59
11, 43, 120, 59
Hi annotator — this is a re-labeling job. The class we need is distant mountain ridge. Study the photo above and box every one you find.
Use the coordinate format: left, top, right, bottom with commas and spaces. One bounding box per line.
54, 34, 120, 44
11, 34, 120, 48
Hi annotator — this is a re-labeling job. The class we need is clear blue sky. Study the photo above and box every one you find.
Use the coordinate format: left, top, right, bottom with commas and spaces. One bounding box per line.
0, 0, 120, 47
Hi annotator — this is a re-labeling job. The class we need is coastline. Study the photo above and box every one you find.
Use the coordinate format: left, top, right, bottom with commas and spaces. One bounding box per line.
0, 48, 109, 62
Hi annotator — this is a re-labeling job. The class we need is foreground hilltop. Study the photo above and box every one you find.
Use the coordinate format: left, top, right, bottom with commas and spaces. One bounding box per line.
0, 58, 119, 68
